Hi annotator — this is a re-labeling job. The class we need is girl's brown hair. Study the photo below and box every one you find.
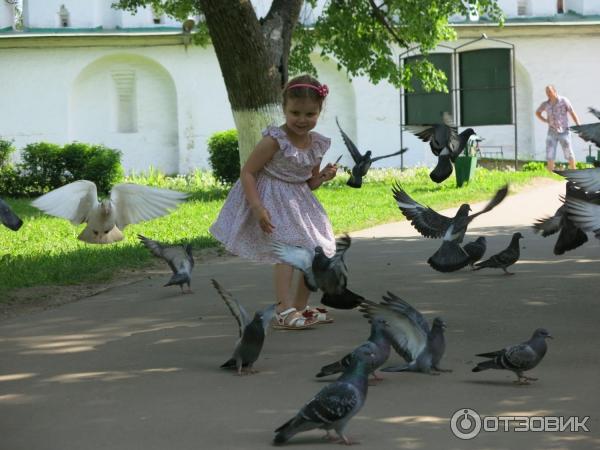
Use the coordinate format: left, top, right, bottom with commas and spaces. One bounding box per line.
282, 74, 327, 110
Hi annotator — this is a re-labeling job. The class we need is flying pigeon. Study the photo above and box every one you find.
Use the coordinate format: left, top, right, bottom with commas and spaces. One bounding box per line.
557, 167, 600, 194
336, 117, 407, 188
274, 346, 374, 445
211, 279, 276, 375
406, 112, 479, 183
474, 232, 523, 275
532, 182, 595, 255
0, 197, 23, 231
569, 106, 600, 148
472, 328, 552, 384
271, 234, 364, 309
31, 180, 188, 244
360, 292, 450, 375
316, 317, 391, 380
463, 236, 487, 268
138, 234, 194, 293
393, 183, 508, 272
564, 194, 600, 240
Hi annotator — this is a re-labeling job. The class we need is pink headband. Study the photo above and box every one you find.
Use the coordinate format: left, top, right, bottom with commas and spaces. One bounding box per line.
286, 83, 329, 98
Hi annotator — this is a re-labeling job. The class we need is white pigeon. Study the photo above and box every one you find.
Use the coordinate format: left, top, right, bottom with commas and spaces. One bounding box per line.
32, 180, 188, 244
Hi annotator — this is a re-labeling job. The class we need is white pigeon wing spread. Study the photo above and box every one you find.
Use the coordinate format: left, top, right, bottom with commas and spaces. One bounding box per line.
32, 180, 98, 225
271, 241, 314, 272
111, 183, 188, 229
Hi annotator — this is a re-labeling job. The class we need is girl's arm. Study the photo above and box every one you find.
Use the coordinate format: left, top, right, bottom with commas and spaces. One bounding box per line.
240, 137, 278, 233
307, 162, 337, 190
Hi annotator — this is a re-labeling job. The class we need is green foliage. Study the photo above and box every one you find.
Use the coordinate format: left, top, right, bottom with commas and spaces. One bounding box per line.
0, 141, 123, 196
521, 161, 546, 172
207, 130, 240, 184
0, 139, 16, 168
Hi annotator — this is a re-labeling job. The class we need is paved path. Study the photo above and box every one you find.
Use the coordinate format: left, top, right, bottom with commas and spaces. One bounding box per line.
1, 180, 599, 450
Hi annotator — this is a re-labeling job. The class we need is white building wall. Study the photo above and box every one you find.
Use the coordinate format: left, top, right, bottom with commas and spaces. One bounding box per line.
0, 2, 14, 29
567, 0, 600, 14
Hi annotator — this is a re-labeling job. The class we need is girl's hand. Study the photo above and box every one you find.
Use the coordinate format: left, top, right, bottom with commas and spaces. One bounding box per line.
319, 163, 338, 182
252, 205, 275, 234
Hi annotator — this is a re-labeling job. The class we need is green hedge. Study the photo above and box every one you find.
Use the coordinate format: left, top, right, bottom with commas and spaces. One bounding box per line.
207, 129, 240, 184
0, 140, 123, 196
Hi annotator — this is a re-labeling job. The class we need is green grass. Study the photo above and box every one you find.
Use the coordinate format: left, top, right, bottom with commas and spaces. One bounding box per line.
0, 167, 557, 296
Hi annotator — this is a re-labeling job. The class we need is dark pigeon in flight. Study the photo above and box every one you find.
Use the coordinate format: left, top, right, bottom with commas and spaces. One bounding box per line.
271, 234, 364, 309
336, 117, 407, 188
474, 232, 523, 275
139, 234, 194, 293
472, 328, 552, 384
211, 279, 276, 375
569, 106, 600, 148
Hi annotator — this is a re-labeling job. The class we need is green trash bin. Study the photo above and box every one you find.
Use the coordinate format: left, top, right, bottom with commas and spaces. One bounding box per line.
455, 156, 477, 187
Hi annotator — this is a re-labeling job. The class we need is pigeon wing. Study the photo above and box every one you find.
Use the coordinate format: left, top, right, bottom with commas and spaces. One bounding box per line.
300, 382, 360, 426
589, 106, 600, 120
336, 117, 363, 164
559, 168, 600, 193
468, 185, 509, 222
370, 148, 408, 163
391, 182, 452, 238
330, 234, 351, 267
504, 343, 538, 370
110, 183, 188, 230
565, 197, 600, 234
381, 291, 430, 335
32, 180, 98, 225
211, 279, 250, 337
570, 123, 600, 147
532, 205, 565, 237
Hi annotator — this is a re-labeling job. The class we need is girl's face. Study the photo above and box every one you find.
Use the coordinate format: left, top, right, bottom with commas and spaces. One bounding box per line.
283, 97, 321, 137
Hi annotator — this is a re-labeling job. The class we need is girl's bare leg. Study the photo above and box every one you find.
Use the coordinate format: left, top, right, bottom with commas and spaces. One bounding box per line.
293, 273, 311, 311
274, 263, 294, 312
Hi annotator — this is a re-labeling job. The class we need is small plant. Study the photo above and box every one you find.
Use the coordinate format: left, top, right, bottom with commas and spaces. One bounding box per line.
207, 129, 240, 184
0, 139, 16, 168
521, 161, 546, 172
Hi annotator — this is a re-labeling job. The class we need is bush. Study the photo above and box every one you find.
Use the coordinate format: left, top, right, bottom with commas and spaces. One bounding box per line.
0, 141, 123, 196
207, 129, 240, 184
521, 161, 546, 172
0, 139, 15, 168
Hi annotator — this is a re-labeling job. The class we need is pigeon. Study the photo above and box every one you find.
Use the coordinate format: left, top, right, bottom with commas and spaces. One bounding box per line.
472, 328, 552, 384
211, 279, 276, 375
474, 232, 523, 275
0, 197, 23, 231
316, 317, 391, 380
273, 346, 374, 445
271, 234, 364, 309
558, 167, 600, 194
360, 292, 450, 375
533, 182, 595, 255
406, 112, 479, 183
393, 183, 508, 272
569, 106, 600, 148
336, 117, 407, 188
138, 235, 194, 293
463, 236, 487, 268
564, 195, 600, 240
31, 180, 188, 244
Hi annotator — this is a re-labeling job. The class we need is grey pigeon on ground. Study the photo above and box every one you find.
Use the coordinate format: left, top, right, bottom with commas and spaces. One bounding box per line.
336, 117, 407, 188
406, 112, 479, 183
32, 180, 188, 244
569, 106, 600, 148
360, 292, 450, 375
274, 346, 374, 445
271, 234, 364, 309
316, 317, 391, 380
472, 328, 552, 384
463, 236, 487, 268
474, 232, 523, 275
0, 197, 23, 231
138, 234, 194, 293
393, 183, 508, 272
211, 279, 276, 375
533, 182, 595, 255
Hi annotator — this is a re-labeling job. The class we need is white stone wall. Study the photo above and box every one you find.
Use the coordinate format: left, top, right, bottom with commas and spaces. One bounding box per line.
0, 2, 15, 29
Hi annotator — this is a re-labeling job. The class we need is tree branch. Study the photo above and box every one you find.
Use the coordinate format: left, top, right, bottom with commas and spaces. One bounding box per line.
366, 0, 408, 48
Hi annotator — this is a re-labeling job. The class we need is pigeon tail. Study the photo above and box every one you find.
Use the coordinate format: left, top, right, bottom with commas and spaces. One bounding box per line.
164, 272, 190, 287
380, 364, 411, 372
554, 224, 588, 255
220, 358, 236, 369
316, 360, 346, 378
321, 288, 364, 310
346, 175, 362, 188
430, 154, 453, 183
273, 416, 313, 445
428, 241, 471, 272
472, 359, 500, 372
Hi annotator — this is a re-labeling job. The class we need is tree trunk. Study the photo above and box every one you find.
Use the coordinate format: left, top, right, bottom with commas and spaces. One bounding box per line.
198, 0, 303, 165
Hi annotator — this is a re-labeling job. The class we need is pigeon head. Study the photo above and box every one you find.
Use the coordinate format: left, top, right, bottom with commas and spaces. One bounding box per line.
476, 236, 486, 244
314, 246, 324, 255
533, 328, 553, 340
461, 128, 477, 139
513, 232, 524, 240
365, 150, 372, 158
432, 317, 447, 330
352, 346, 376, 365
457, 204, 471, 216
370, 316, 389, 329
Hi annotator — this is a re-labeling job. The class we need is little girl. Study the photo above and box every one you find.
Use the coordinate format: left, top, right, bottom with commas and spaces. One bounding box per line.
210, 74, 338, 329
